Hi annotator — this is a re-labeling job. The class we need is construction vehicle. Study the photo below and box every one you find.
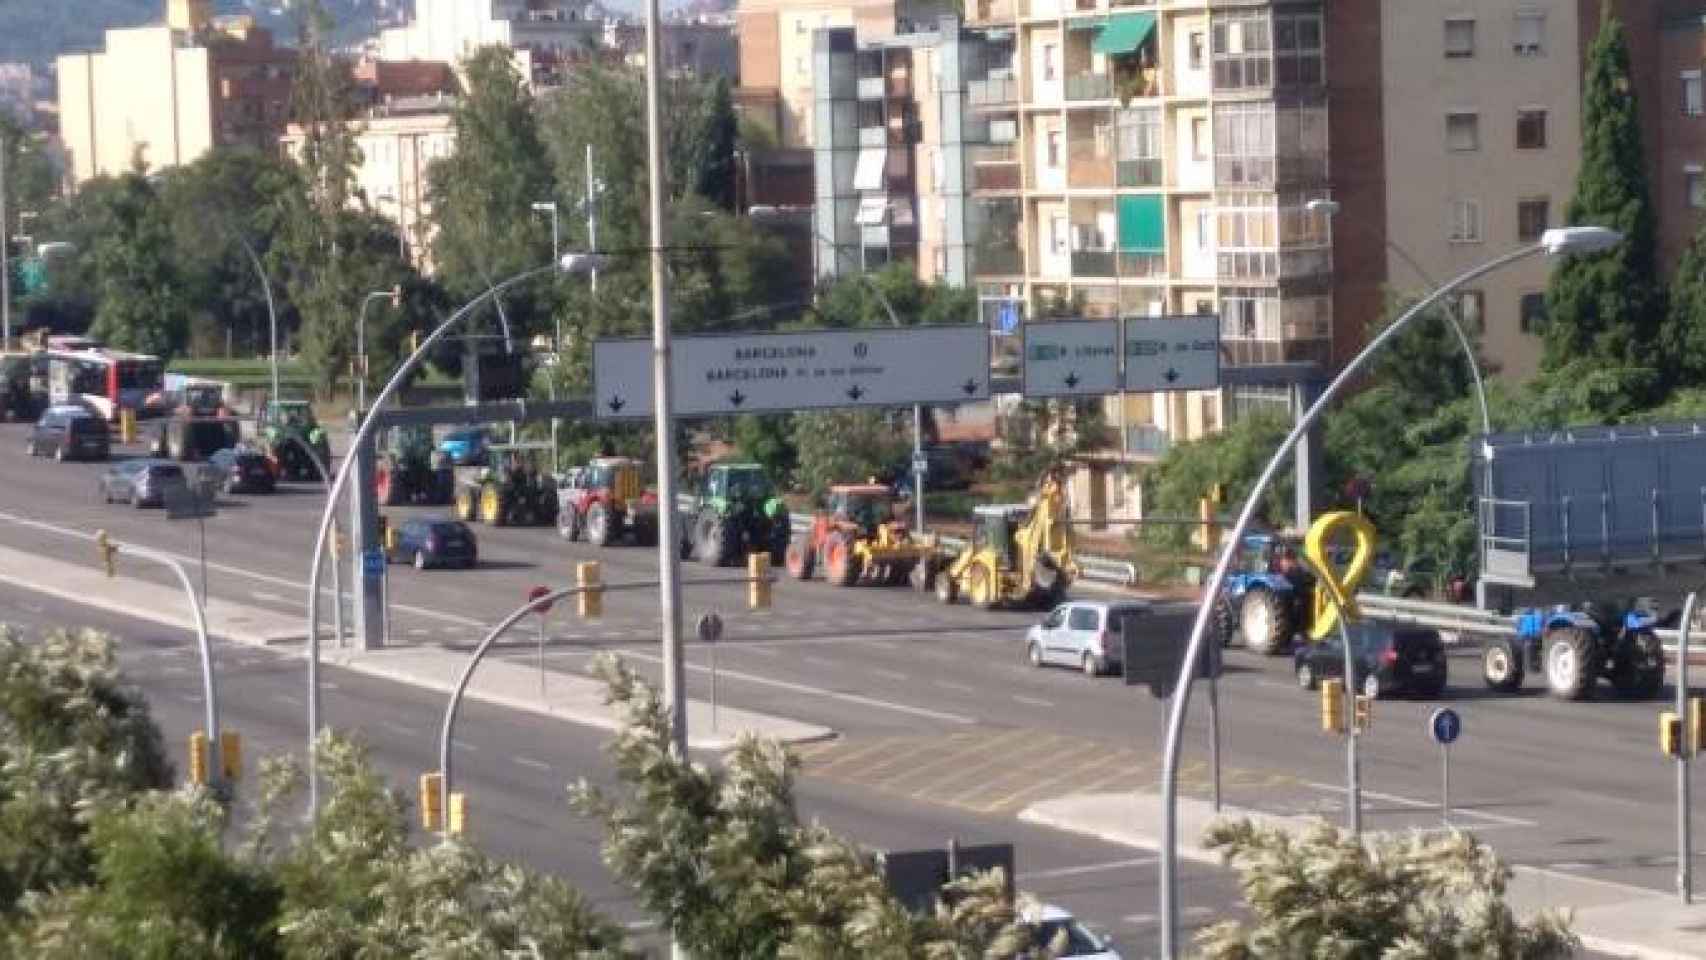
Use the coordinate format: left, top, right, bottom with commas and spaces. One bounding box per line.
453, 441, 559, 527
924, 468, 1077, 609
682, 461, 790, 566
376, 425, 455, 506
148, 411, 241, 462
256, 400, 331, 481
557, 456, 659, 546
785, 483, 933, 586
1477, 603, 1666, 700
1214, 533, 1317, 655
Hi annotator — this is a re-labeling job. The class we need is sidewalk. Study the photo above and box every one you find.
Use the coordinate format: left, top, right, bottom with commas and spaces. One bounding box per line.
0, 544, 833, 751
1020, 791, 1706, 960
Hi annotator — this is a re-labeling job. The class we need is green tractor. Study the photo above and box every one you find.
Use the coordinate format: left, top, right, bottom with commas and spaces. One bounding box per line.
682, 461, 790, 566
453, 441, 559, 527
376, 425, 454, 506
257, 400, 331, 481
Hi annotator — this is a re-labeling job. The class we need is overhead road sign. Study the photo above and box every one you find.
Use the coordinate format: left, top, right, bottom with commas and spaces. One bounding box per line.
1123, 316, 1221, 392
1022, 319, 1120, 398
593, 326, 990, 418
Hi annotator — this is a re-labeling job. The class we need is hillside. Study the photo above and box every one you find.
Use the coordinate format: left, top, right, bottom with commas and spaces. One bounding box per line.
0, 1, 403, 67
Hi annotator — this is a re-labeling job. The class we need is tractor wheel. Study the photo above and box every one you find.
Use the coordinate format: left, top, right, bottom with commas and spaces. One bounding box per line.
910, 558, 936, 593
587, 502, 614, 546
632, 515, 658, 547
377, 464, 399, 506
1609, 631, 1665, 699
889, 560, 914, 587
785, 537, 815, 580
480, 485, 506, 526
1212, 594, 1237, 648
935, 569, 959, 604
1543, 626, 1598, 701
825, 533, 861, 586
966, 563, 998, 610
1239, 589, 1292, 655
1482, 638, 1525, 693
431, 469, 455, 505
558, 506, 581, 541
699, 518, 731, 566
454, 487, 476, 522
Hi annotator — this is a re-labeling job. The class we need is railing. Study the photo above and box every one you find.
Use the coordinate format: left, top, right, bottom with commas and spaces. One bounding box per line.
973, 162, 1022, 191
1072, 250, 1118, 277
1116, 158, 1164, 187
1066, 72, 1112, 101
1067, 150, 1115, 188
1118, 251, 1167, 277
968, 0, 1017, 22
974, 247, 1026, 276
1125, 424, 1170, 454
1221, 337, 1332, 368
967, 75, 1019, 106
857, 76, 886, 99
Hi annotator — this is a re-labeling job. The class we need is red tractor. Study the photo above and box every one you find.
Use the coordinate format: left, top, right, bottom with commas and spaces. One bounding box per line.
556, 456, 660, 546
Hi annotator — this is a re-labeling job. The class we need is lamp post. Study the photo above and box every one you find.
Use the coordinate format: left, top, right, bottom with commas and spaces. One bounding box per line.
231, 234, 280, 406
1153, 225, 1623, 959
302, 252, 608, 820
356, 287, 400, 421
531, 201, 560, 264
531, 200, 564, 472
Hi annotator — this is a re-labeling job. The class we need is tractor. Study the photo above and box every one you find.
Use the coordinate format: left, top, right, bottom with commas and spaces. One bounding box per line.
925, 469, 1077, 609
376, 425, 455, 506
453, 441, 559, 527
148, 412, 241, 462
785, 483, 934, 586
557, 456, 660, 546
256, 400, 331, 481
1213, 533, 1316, 655
1481, 602, 1667, 701
682, 461, 790, 566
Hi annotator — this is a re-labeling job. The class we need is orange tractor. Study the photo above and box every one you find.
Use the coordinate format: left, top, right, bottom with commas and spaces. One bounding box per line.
784, 483, 936, 586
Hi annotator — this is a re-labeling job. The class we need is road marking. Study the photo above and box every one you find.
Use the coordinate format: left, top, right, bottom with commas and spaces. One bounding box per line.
1300, 780, 1537, 828
513, 756, 551, 771
250, 591, 288, 604
622, 650, 976, 724
442, 626, 461, 635
1016, 857, 1156, 882
867, 640, 898, 651
1012, 694, 1054, 708
379, 719, 416, 737
453, 739, 477, 752
935, 680, 973, 693
179, 693, 202, 704
802, 655, 835, 667
273, 693, 303, 707
734, 644, 778, 657
1123, 914, 1155, 927
409, 628, 430, 637
871, 668, 907, 680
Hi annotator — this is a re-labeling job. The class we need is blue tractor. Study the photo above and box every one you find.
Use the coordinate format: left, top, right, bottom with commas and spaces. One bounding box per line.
1481, 603, 1666, 700
1214, 533, 1316, 655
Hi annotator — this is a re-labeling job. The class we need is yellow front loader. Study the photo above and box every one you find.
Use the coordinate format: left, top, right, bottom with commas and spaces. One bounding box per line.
925, 469, 1079, 609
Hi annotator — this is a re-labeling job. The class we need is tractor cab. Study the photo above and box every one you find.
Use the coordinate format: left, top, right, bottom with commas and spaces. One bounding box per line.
714, 464, 775, 504
1238, 533, 1306, 578
828, 484, 896, 536
973, 504, 1030, 572
585, 456, 646, 505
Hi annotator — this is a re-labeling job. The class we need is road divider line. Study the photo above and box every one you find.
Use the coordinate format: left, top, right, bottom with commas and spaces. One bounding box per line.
871, 668, 907, 681
272, 693, 303, 707
1299, 780, 1537, 828
934, 680, 973, 693
1012, 694, 1054, 708
621, 650, 976, 724
251, 591, 287, 604
513, 756, 551, 771
1016, 857, 1157, 882
378, 719, 417, 737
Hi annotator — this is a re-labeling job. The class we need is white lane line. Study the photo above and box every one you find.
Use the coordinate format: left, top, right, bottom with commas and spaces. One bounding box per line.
871, 668, 908, 681
408, 628, 431, 637
180, 693, 203, 705
867, 640, 898, 651
513, 756, 551, 771
453, 739, 477, 752
273, 693, 303, 707
379, 719, 416, 737
441, 626, 461, 635
250, 591, 288, 604
802, 655, 835, 667
734, 644, 778, 657
621, 650, 977, 724
1300, 780, 1537, 828
935, 680, 973, 692
1012, 695, 1054, 708
1016, 857, 1156, 882
1123, 914, 1156, 928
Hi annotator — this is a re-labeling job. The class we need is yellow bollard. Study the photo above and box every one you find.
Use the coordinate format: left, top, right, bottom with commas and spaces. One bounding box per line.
1319, 679, 1345, 735
1663, 711, 1686, 759
120, 408, 136, 444
448, 791, 468, 837
419, 772, 444, 831
1691, 697, 1706, 757
748, 553, 771, 610
189, 730, 210, 785
577, 561, 603, 618
1353, 694, 1373, 733
220, 731, 242, 781
95, 529, 119, 577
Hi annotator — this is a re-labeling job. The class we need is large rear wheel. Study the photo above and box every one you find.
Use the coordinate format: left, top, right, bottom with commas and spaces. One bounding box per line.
1544, 626, 1598, 701
1482, 638, 1524, 692
586, 502, 613, 546
1240, 589, 1292, 655
453, 487, 476, 521
967, 563, 997, 610
1609, 631, 1665, 699
785, 537, 815, 580
480, 485, 505, 526
825, 533, 861, 586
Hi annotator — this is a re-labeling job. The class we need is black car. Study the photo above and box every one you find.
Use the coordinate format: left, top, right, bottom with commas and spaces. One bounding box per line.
390, 518, 478, 570
1293, 625, 1447, 699
98, 459, 189, 508
206, 446, 277, 494
28, 406, 110, 461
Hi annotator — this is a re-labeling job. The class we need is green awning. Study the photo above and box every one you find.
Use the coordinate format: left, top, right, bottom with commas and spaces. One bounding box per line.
1092, 12, 1156, 56
1118, 194, 1165, 253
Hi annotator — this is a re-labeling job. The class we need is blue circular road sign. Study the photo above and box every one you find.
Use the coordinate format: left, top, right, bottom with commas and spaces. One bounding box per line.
1429, 707, 1462, 746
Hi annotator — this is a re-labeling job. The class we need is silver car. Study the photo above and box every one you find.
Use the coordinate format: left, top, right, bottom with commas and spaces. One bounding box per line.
98, 459, 189, 508
1025, 600, 1150, 677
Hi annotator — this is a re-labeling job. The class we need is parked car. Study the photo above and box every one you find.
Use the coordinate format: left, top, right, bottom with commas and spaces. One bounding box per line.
1293, 625, 1448, 699
27, 405, 110, 461
98, 459, 189, 508
204, 446, 277, 494
1018, 904, 1122, 959
437, 427, 491, 466
1025, 600, 1151, 677
389, 518, 478, 570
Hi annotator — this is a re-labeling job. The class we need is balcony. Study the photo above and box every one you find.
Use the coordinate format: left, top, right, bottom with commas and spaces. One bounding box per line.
1116, 158, 1163, 187
1125, 424, 1169, 455
973, 160, 1022, 191
1065, 72, 1112, 102
975, 247, 1026, 276
1222, 338, 1332, 368
967, 75, 1019, 107
967, 0, 1016, 23
887, 73, 911, 98
1067, 143, 1114, 188
1071, 250, 1117, 277
859, 126, 887, 147
1118, 252, 1166, 277
857, 76, 886, 99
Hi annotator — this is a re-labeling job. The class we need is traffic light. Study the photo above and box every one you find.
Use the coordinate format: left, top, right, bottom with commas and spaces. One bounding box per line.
388, 284, 402, 309
189, 730, 210, 786
1692, 698, 1706, 757
1353, 694, 1373, 733
448, 791, 468, 837
748, 553, 772, 610
220, 731, 242, 781
95, 529, 118, 577
577, 561, 602, 618
1663, 711, 1686, 759
420, 772, 444, 831
1320, 679, 1345, 734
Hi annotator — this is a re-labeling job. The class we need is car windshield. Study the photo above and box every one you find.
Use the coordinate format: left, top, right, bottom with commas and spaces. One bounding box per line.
447, 430, 479, 443
725, 470, 768, 499
1030, 918, 1106, 955
149, 465, 184, 479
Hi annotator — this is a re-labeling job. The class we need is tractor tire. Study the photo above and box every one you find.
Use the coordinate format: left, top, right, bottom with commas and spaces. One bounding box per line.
632, 515, 658, 547
889, 560, 915, 587
825, 533, 861, 586
558, 506, 581, 541
1212, 594, 1237, 647
1482, 638, 1525, 693
910, 559, 936, 593
586, 502, 613, 546
966, 563, 998, 610
377, 464, 400, 506
1543, 626, 1598, 701
1239, 589, 1292, 655
1609, 631, 1665, 699
935, 569, 959, 604
480, 485, 506, 526
454, 488, 476, 522
785, 537, 815, 580
699, 518, 732, 566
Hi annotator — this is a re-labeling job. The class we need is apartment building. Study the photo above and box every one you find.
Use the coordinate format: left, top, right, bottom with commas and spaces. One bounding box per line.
58, 0, 296, 184
1611, 1, 1706, 278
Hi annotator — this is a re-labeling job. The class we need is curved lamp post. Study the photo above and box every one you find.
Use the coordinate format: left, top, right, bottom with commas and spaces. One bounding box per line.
1154, 225, 1622, 958
231, 233, 281, 406
302, 252, 607, 818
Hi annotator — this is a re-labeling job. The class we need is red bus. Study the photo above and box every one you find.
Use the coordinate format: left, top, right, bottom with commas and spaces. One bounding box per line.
46, 349, 167, 421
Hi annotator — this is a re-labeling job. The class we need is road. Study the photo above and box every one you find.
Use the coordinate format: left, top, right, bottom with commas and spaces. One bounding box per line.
0, 422, 1685, 952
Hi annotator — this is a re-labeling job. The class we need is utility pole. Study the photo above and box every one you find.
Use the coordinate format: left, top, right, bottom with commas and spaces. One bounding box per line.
585, 143, 600, 294
1, 142, 11, 352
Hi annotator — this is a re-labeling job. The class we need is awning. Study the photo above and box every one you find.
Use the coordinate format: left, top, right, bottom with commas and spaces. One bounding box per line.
853, 148, 886, 192
1117, 194, 1165, 253
1092, 12, 1157, 56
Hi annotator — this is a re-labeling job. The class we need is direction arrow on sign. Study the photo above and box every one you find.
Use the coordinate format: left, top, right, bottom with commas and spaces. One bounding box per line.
1124, 316, 1221, 392
593, 326, 991, 418
1022, 319, 1120, 398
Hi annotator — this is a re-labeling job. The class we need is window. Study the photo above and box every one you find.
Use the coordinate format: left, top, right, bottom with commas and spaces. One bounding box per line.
1449, 290, 1485, 332
1067, 607, 1098, 630
1189, 31, 1206, 70
1516, 109, 1547, 149
1690, 167, 1706, 208
1686, 71, 1704, 117
1042, 43, 1058, 82
1513, 10, 1544, 55
1214, 101, 1276, 186
1093, 121, 1114, 159
1211, 10, 1270, 90
1517, 198, 1550, 241
1520, 292, 1547, 333
1195, 299, 1215, 315
795, 55, 807, 76
1449, 199, 1482, 243
796, 17, 807, 34
1046, 129, 1062, 167
1191, 117, 1209, 161
1447, 111, 1480, 152
1445, 18, 1475, 57
1273, 11, 1324, 86
1196, 209, 1212, 250
1050, 215, 1068, 254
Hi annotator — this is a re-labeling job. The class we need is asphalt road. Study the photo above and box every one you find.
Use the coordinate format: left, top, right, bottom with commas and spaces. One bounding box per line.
0, 422, 1685, 952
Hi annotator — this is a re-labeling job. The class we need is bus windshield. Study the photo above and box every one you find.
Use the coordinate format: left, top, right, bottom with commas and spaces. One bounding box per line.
116, 360, 163, 391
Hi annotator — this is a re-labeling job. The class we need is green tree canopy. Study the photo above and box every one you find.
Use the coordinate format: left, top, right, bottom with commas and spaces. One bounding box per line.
85, 170, 188, 359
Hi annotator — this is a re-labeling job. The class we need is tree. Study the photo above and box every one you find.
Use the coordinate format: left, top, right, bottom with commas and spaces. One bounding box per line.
793, 409, 913, 498
1664, 229, 1706, 383
85, 169, 189, 359
1193, 818, 1577, 958
691, 77, 739, 210
1545, 4, 1663, 379
1142, 412, 1293, 551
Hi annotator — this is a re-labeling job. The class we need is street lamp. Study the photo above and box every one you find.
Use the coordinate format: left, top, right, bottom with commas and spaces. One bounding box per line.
1153, 224, 1623, 959
230, 233, 281, 406
356, 286, 401, 420
302, 250, 609, 820
377, 192, 409, 263
531, 201, 560, 264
